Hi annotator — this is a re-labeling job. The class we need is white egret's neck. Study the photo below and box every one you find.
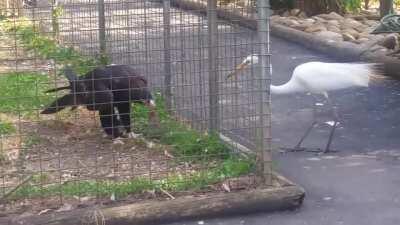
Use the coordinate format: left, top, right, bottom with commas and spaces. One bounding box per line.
270, 81, 303, 95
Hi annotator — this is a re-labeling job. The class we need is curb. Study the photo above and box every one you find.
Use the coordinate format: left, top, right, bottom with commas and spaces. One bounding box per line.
7, 174, 305, 225
169, 0, 400, 63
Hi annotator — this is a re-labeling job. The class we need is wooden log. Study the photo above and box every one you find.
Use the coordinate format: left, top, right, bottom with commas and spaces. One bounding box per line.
9, 186, 305, 225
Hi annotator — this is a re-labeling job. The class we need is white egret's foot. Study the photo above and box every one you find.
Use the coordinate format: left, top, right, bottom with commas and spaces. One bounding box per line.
280, 146, 306, 152
112, 137, 125, 145
127, 132, 141, 139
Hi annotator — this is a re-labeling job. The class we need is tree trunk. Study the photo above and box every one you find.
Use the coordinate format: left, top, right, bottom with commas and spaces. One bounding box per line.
303, 0, 345, 16
364, 0, 370, 10
380, 0, 394, 18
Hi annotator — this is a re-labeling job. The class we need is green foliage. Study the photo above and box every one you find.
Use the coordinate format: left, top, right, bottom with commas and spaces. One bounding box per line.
10, 157, 254, 200
0, 72, 55, 116
343, 0, 363, 12
133, 93, 230, 160
0, 18, 100, 74
0, 121, 15, 135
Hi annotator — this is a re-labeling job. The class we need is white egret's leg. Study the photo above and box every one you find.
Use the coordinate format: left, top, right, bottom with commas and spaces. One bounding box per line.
288, 95, 320, 152
293, 121, 318, 151
322, 93, 339, 153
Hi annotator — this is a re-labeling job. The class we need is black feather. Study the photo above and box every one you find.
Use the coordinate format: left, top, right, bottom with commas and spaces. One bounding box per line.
42, 65, 153, 138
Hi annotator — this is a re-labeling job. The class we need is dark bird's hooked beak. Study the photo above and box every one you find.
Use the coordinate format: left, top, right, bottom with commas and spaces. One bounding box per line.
226, 62, 249, 81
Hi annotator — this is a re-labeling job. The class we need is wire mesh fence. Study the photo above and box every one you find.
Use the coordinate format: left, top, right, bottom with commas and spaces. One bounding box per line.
0, 0, 271, 216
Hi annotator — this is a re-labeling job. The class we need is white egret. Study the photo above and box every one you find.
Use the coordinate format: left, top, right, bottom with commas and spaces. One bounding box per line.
227, 54, 398, 153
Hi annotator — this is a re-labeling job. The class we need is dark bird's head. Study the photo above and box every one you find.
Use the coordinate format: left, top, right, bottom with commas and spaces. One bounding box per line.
41, 66, 90, 114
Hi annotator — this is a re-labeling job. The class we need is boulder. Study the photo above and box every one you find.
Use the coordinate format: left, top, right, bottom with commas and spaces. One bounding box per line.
379, 34, 399, 50
318, 12, 344, 21
343, 33, 357, 42
282, 11, 290, 17
312, 16, 327, 23
363, 20, 378, 27
326, 20, 340, 27
315, 31, 343, 41
303, 18, 316, 23
304, 23, 327, 33
356, 37, 370, 44
327, 25, 341, 33
342, 18, 364, 29
298, 12, 307, 19
281, 19, 301, 27
270, 15, 282, 22
290, 8, 301, 16
342, 29, 360, 39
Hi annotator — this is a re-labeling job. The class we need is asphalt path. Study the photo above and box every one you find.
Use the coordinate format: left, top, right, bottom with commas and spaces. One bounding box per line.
163, 35, 400, 225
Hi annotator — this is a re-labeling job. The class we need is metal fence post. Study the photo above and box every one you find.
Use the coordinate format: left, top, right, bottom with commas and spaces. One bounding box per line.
255, 0, 272, 185
98, 0, 107, 64
207, 0, 219, 132
163, 0, 172, 110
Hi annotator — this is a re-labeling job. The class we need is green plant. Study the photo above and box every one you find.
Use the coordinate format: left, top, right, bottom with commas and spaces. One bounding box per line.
344, 0, 362, 12
0, 18, 99, 74
9, 157, 254, 201
0, 121, 15, 135
0, 72, 55, 116
133, 93, 230, 160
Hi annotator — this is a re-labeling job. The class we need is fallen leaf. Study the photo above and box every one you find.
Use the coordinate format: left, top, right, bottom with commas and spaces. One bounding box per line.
221, 182, 231, 192
56, 203, 73, 212
164, 150, 174, 158
38, 208, 52, 215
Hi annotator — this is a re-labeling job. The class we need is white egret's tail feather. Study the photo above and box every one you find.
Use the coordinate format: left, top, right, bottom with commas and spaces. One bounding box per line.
369, 62, 400, 84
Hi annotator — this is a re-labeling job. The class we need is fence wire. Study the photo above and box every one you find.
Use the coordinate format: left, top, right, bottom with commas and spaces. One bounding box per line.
0, 0, 271, 216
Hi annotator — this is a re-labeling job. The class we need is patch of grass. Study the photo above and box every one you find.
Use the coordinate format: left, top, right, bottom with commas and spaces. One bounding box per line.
0, 18, 105, 74
0, 121, 15, 135
133, 93, 230, 160
10, 157, 254, 200
0, 72, 55, 116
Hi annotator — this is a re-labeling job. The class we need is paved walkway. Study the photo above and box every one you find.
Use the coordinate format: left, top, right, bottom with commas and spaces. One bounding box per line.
164, 35, 400, 225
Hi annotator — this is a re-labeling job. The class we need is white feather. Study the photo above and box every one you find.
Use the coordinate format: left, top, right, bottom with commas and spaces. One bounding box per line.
286, 62, 375, 94
241, 55, 378, 96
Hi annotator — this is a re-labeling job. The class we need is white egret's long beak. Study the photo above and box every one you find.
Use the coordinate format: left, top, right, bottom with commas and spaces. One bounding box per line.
226, 62, 249, 80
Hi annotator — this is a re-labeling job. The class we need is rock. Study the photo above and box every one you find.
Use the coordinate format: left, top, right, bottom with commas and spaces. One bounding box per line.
281, 19, 301, 27
363, 20, 378, 27
353, 24, 368, 33
327, 20, 340, 27
290, 8, 301, 16
342, 29, 360, 39
315, 31, 343, 41
270, 15, 282, 22
304, 18, 316, 23
356, 37, 370, 43
312, 16, 327, 23
318, 12, 344, 21
343, 33, 357, 42
327, 25, 341, 33
342, 18, 364, 29
304, 23, 327, 33
282, 11, 290, 17
379, 34, 399, 50
298, 12, 307, 19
